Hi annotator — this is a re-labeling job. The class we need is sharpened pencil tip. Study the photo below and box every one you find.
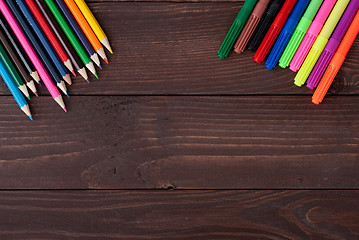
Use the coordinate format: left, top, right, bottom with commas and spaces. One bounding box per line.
98, 64, 102, 70
72, 70, 76, 77
27, 96, 30, 100
34, 92, 38, 97
95, 73, 99, 79
109, 49, 113, 54
66, 92, 70, 98
29, 115, 33, 120
63, 107, 67, 112
104, 58, 109, 64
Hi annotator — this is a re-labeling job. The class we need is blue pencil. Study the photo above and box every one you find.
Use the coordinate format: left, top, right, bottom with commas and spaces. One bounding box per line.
265, 0, 311, 70
0, 56, 32, 120
5, 0, 68, 96
15, 0, 72, 85
54, 0, 101, 68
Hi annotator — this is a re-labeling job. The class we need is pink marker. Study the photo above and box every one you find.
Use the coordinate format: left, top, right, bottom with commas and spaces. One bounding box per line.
0, 0, 66, 111
289, 0, 337, 72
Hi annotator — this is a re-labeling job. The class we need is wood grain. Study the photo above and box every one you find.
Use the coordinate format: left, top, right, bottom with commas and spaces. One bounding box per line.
0, 190, 358, 239
1, 96, 358, 189
0, 2, 357, 95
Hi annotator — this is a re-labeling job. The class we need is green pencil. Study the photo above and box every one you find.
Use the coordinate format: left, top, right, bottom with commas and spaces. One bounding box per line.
0, 43, 30, 99
44, 0, 97, 78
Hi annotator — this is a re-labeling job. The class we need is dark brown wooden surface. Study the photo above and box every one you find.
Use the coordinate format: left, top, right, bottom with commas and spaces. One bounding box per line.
1, 190, 359, 239
0, 0, 359, 239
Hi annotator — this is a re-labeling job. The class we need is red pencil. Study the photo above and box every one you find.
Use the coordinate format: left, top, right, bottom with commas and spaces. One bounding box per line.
254, 0, 298, 63
25, 0, 76, 77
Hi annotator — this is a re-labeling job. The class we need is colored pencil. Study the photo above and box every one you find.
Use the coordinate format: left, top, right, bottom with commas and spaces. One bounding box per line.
312, 10, 359, 105
44, 0, 97, 78
74, 0, 113, 54
254, 0, 298, 63
0, 0, 66, 111
0, 42, 30, 99
294, 0, 350, 87
34, 0, 88, 81
15, 0, 72, 86
0, 13, 40, 83
5, 0, 68, 95
25, 0, 75, 77
0, 56, 32, 119
0, 28, 37, 96
307, 0, 359, 89
54, 0, 101, 68
64, 0, 108, 63
289, 0, 336, 72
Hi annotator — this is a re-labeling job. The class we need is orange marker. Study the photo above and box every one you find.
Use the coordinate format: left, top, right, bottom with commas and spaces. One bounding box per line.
64, 0, 108, 64
312, 10, 359, 105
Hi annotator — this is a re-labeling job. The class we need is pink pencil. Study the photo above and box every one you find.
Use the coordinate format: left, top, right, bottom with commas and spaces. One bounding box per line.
0, 0, 66, 111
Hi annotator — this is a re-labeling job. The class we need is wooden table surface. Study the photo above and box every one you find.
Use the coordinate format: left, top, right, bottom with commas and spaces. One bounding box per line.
1, 0, 359, 239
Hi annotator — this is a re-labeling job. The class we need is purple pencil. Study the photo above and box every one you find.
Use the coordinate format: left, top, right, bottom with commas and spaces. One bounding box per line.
307, 0, 359, 89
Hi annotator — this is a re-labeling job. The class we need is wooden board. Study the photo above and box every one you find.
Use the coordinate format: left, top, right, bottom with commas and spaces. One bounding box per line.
0, 190, 358, 239
1, 96, 358, 189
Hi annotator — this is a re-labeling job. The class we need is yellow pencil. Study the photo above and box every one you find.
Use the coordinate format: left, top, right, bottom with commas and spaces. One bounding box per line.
74, 0, 113, 54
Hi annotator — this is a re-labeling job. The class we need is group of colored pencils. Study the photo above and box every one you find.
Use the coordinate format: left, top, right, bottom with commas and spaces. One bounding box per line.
218, 0, 358, 104
0, 0, 113, 120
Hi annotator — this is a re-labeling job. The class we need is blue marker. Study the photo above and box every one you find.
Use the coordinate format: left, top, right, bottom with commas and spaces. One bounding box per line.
54, 0, 101, 69
5, 0, 68, 96
265, 0, 311, 70
15, 0, 71, 87
0, 57, 32, 120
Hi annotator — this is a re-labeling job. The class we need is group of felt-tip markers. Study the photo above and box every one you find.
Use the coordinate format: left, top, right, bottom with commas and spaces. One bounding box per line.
0, 0, 113, 120
218, 0, 359, 105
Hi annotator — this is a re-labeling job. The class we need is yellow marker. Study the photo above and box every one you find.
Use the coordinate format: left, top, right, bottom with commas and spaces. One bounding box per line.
74, 0, 113, 54
294, 0, 349, 87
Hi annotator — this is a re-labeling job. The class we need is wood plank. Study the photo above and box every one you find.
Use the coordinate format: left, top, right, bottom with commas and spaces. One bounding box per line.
0, 190, 358, 239
1, 2, 358, 95
1, 96, 359, 189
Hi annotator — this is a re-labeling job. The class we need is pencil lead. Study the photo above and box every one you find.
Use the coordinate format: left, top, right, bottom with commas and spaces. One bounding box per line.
98, 64, 102, 70
27, 96, 30, 100
71, 70, 76, 77
29, 115, 33, 121
104, 58, 109, 64
63, 107, 67, 112
94, 72, 99, 79
66, 92, 70, 98
34, 92, 38, 97
109, 48, 113, 54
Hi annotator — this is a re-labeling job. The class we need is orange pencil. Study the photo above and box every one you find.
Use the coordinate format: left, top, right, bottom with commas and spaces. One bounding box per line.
64, 0, 108, 63
312, 10, 359, 105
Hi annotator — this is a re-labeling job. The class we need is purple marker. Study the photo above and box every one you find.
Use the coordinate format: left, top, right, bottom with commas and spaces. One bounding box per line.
307, 0, 359, 89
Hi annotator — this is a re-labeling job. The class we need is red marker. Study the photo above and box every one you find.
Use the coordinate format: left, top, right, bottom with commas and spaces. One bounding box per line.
254, 0, 298, 63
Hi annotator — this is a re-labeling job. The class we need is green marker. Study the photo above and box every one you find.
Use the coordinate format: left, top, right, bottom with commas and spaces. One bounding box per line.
0, 43, 30, 99
279, 0, 323, 68
218, 0, 258, 59
44, 0, 97, 78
